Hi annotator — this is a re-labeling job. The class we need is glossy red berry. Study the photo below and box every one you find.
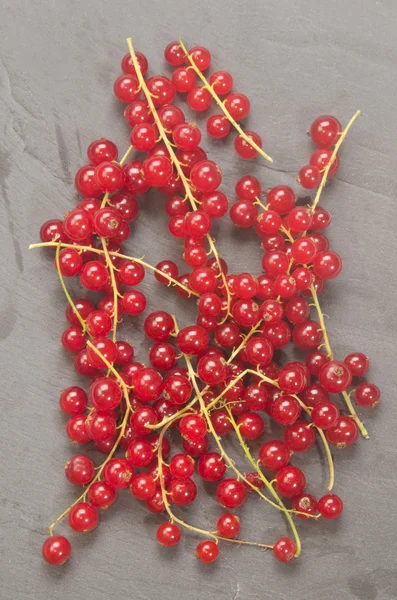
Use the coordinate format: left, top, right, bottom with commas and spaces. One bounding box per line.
317, 494, 343, 519
142, 155, 173, 187
326, 416, 359, 448
65, 454, 95, 486
275, 466, 306, 498
319, 360, 352, 393
206, 114, 231, 138
163, 375, 192, 405
235, 131, 262, 160
190, 160, 222, 193
42, 536, 71, 565
267, 186, 295, 214
355, 383, 380, 407
310, 148, 339, 177
197, 453, 226, 482
121, 290, 147, 316
86, 411, 116, 441
310, 115, 341, 148
185, 210, 211, 238
173, 123, 202, 150
272, 537, 296, 563
189, 266, 218, 294
216, 478, 247, 508
209, 70, 233, 95
130, 474, 156, 501
311, 401, 340, 429
292, 493, 318, 519
88, 481, 117, 509
176, 325, 209, 355
237, 412, 265, 440
172, 66, 196, 92
179, 414, 207, 441
187, 86, 212, 111
298, 164, 321, 189
169, 454, 195, 480
271, 396, 301, 426
164, 41, 185, 66
144, 311, 174, 342
284, 420, 316, 452
344, 352, 369, 377
57, 248, 83, 277
189, 46, 212, 71
156, 522, 181, 546
305, 350, 329, 376
103, 458, 134, 489
89, 377, 122, 411
146, 76, 176, 107
59, 386, 88, 415
196, 540, 219, 564
68, 502, 99, 533
168, 477, 197, 506
85, 310, 112, 338
292, 320, 323, 351
75, 165, 102, 197
313, 250, 342, 280
230, 199, 258, 227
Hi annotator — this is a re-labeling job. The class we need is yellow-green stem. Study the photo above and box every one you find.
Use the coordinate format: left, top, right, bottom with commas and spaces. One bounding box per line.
179, 39, 273, 164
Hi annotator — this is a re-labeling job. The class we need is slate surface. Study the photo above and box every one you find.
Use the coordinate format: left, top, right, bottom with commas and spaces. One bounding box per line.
1, 0, 396, 598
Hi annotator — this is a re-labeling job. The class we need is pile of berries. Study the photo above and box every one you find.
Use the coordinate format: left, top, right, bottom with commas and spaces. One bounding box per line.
34, 38, 379, 569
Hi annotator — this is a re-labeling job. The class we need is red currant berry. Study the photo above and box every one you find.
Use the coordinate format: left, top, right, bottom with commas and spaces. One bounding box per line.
103, 458, 134, 489
95, 162, 124, 193
262, 250, 289, 277
237, 412, 265, 440
285, 297, 310, 324
68, 502, 98, 533
259, 440, 290, 470
311, 401, 340, 429
57, 248, 83, 277
164, 41, 185, 66
89, 376, 122, 411
156, 522, 181, 546
319, 360, 352, 393
65, 454, 94, 486
224, 93, 250, 120
133, 368, 163, 402
75, 165, 102, 197
261, 321, 291, 349
305, 350, 329, 376
292, 493, 318, 519
146, 76, 176, 107
196, 540, 219, 564
292, 320, 323, 351
123, 160, 150, 195
344, 352, 369, 377
355, 382, 380, 407
59, 386, 87, 415
216, 478, 247, 508
130, 474, 156, 501
85, 310, 112, 338
144, 311, 174, 342
87, 138, 118, 165
173, 123, 201, 151
172, 66, 197, 92
197, 452, 226, 482
317, 493, 343, 519
217, 513, 240, 538
297, 164, 321, 189
66, 415, 91, 443
61, 326, 86, 353
209, 70, 233, 94
275, 465, 306, 498
187, 86, 212, 111
86, 337, 117, 369
42, 536, 71, 566
267, 186, 295, 214
272, 537, 296, 562
88, 481, 116, 509
230, 199, 258, 227
312, 206, 332, 230
206, 114, 231, 138
234, 131, 262, 159
313, 250, 342, 280
284, 420, 316, 452
326, 416, 359, 448
168, 477, 197, 506
86, 411, 116, 441
189, 46, 211, 71
190, 160, 222, 193
142, 155, 173, 187
310, 115, 341, 148
310, 148, 339, 177
64, 209, 93, 242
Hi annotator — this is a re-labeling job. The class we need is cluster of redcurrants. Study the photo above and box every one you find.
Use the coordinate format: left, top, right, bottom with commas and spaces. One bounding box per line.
38, 40, 379, 569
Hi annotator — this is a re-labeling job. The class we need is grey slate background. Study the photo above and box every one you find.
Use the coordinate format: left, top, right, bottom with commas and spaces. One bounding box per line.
1, 0, 397, 598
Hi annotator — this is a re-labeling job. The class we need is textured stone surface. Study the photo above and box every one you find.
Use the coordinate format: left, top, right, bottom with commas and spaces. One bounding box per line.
0, 0, 396, 598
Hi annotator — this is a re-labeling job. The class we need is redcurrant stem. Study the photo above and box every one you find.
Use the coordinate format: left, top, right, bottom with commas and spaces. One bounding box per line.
310, 110, 360, 215
178, 38, 273, 164
156, 415, 273, 550
126, 38, 232, 319
310, 285, 369, 439
49, 252, 132, 534
100, 146, 134, 209
29, 242, 199, 297
101, 238, 119, 342
294, 395, 335, 491
170, 315, 286, 513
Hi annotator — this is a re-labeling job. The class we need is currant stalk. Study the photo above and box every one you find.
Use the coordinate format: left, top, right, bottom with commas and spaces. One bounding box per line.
127, 38, 233, 319
178, 39, 273, 164
29, 242, 199, 297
